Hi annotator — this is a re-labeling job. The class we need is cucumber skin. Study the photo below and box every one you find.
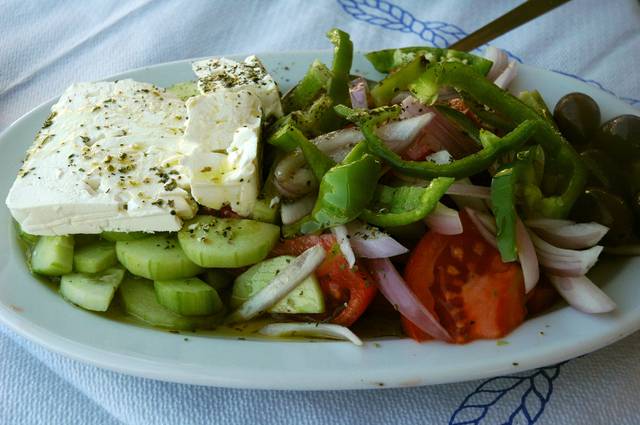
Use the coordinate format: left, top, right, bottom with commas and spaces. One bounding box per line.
74, 241, 117, 273
116, 235, 203, 280
59, 267, 125, 312
120, 277, 224, 331
178, 216, 280, 268
32, 235, 75, 276
154, 278, 224, 316
231, 256, 325, 314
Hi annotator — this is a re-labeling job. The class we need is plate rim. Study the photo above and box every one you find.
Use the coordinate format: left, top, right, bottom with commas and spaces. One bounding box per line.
1, 51, 639, 390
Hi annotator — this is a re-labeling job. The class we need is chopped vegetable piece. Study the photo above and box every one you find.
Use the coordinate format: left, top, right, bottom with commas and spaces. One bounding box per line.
360, 177, 454, 227
304, 154, 381, 232
336, 104, 541, 179
491, 165, 518, 262
282, 59, 332, 114
365, 46, 493, 75
272, 235, 378, 326
259, 322, 363, 345
402, 211, 526, 343
226, 245, 326, 323
409, 62, 587, 218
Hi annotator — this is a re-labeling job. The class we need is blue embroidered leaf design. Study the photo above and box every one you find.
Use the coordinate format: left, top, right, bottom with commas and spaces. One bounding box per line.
337, 0, 466, 47
449, 363, 565, 425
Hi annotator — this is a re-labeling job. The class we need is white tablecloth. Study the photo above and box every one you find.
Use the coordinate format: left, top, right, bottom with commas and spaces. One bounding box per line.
1, 1, 639, 424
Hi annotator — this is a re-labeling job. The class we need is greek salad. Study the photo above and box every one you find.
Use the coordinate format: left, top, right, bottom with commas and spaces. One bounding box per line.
6, 29, 640, 345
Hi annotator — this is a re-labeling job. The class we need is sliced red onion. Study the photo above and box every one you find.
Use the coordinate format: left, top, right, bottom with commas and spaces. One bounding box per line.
525, 219, 609, 250
484, 46, 509, 81
226, 245, 325, 323
312, 127, 362, 162
493, 60, 518, 90
349, 77, 369, 109
314, 114, 434, 160
377, 113, 435, 153
400, 97, 480, 159
399, 95, 430, 119
281, 194, 316, 225
548, 275, 616, 314
465, 208, 498, 248
331, 224, 356, 268
449, 179, 491, 213
516, 218, 539, 293
345, 221, 408, 258
446, 182, 492, 199
529, 232, 603, 277
258, 322, 363, 345
366, 258, 451, 341
424, 203, 463, 235
390, 90, 412, 105
273, 151, 317, 198
604, 245, 640, 256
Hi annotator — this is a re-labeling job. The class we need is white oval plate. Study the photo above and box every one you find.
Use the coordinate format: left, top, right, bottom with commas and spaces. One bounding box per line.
1, 51, 638, 390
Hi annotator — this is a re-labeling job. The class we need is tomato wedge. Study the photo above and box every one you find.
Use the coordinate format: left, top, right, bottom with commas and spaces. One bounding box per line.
272, 235, 377, 326
403, 211, 526, 343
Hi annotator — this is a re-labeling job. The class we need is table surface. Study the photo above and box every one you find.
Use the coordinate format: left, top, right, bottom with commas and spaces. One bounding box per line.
1, 1, 639, 424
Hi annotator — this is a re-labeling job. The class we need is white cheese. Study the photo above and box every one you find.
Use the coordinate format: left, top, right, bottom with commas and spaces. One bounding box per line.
192, 55, 283, 118
5, 79, 197, 235
181, 90, 261, 216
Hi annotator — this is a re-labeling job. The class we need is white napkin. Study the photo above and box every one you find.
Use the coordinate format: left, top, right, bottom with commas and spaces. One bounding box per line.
1, 1, 639, 424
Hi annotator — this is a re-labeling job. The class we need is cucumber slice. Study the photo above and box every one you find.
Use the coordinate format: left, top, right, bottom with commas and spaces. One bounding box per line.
101, 231, 147, 242
178, 216, 280, 268
73, 240, 117, 273
120, 277, 223, 330
154, 277, 224, 316
250, 198, 279, 224
203, 269, 233, 291
31, 235, 74, 276
116, 235, 203, 280
231, 256, 325, 314
59, 267, 124, 312
16, 223, 39, 245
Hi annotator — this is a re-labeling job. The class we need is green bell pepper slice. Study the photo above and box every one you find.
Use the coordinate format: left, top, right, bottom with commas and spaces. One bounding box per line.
302, 154, 381, 233
282, 59, 332, 114
491, 165, 518, 262
370, 55, 426, 106
360, 177, 455, 227
408, 61, 587, 218
297, 134, 336, 181
518, 90, 557, 129
365, 46, 493, 75
266, 118, 307, 153
326, 28, 353, 107
336, 104, 541, 180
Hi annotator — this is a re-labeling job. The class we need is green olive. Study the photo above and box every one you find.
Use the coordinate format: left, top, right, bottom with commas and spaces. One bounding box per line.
596, 114, 640, 162
579, 148, 624, 194
553, 92, 601, 147
570, 187, 635, 245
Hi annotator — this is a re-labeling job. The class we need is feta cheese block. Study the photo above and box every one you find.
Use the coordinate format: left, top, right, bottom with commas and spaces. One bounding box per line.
192, 55, 283, 118
181, 90, 262, 216
5, 79, 197, 235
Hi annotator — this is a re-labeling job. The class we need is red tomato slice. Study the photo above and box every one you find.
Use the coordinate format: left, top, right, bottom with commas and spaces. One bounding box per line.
402, 211, 526, 343
272, 235, 377, 327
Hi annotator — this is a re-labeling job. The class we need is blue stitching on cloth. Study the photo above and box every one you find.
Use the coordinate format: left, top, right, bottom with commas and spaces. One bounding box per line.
337, 0, 640, 106
448, 363, 565, 425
